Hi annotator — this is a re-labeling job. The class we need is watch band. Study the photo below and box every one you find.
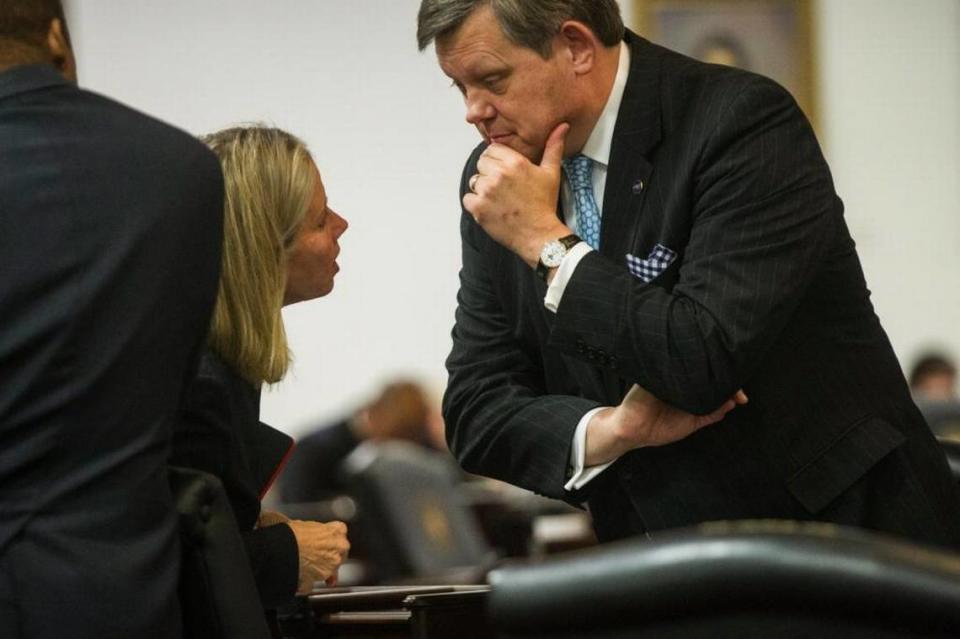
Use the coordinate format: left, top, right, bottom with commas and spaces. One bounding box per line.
535, 234, 582, 281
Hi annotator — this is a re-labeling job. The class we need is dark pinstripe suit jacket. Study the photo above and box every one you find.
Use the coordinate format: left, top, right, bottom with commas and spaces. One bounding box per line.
443, 33, 960, 547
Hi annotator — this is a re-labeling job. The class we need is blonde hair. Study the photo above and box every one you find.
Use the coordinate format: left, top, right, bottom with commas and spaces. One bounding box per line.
201, 125, 315, 386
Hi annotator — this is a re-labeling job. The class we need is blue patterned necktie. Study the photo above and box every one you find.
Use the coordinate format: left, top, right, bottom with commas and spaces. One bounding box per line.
562, 154, 601, 250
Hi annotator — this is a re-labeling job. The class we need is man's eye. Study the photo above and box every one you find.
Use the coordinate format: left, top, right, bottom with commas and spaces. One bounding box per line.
483, 76, 502, 89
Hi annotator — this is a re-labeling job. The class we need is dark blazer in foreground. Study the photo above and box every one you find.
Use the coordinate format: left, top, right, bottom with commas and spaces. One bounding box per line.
443, 33, 960, 547
0, 65, 223, 638
173, 350, 299, 609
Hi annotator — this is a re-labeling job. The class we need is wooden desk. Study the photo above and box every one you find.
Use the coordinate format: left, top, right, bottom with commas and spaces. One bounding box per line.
277, 585, 491, 639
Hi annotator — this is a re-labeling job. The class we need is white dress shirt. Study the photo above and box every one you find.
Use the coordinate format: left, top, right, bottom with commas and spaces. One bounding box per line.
541, 42, 631, 491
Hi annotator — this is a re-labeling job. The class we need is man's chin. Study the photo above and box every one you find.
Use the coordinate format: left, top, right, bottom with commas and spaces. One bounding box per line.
481, 132, 543, 163
507, 140, 542, 163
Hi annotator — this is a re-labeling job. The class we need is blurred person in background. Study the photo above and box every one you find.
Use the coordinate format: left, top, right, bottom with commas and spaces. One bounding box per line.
910, 353, 957, 403
280, 380, 445, 503
910, 352, 960, 441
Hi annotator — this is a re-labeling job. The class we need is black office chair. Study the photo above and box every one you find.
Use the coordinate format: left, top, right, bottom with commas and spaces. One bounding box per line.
919, 400, 960, 441
170, 466, 272, 639
340, 441, 495, 583
488, 520, 960, 639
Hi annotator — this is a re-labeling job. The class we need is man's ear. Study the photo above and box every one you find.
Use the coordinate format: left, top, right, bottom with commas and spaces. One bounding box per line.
558, 21, 597, 75
46, 18, 77, 83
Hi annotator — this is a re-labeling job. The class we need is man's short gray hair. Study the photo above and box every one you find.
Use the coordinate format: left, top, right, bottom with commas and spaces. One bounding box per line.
417, 0, 624, 58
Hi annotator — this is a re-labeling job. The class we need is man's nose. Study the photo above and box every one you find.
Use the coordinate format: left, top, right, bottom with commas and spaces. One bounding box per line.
464, 91, 495, 126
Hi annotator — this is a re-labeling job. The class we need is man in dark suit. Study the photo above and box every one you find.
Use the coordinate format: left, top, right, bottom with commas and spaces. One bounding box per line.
0, 2, 224, 637
417, 0, 960, 547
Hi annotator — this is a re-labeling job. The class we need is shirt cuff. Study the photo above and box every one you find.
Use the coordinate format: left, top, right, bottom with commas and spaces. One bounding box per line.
544, 241, 592, 313
564, 406, 616, 492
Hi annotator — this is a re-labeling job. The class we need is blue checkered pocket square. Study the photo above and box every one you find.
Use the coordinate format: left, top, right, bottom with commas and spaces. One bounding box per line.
626, 244, 677, 283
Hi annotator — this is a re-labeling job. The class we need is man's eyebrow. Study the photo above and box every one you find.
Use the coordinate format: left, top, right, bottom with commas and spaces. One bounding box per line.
470, 59, 506, 74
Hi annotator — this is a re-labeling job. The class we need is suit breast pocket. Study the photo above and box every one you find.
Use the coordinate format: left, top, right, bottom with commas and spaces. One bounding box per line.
625, 244, 677, 283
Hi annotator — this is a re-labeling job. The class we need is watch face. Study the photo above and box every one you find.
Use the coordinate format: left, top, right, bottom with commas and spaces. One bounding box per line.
540, 240, 566, 268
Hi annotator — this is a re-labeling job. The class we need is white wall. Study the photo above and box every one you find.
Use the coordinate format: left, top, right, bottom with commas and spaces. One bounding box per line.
70, 1, 477, 435
815, 0, 960, 371
67, 0, 958, 438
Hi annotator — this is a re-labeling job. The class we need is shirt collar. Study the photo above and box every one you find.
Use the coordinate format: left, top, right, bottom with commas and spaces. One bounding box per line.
580, 41, 630, 168
0, 64, 68, 102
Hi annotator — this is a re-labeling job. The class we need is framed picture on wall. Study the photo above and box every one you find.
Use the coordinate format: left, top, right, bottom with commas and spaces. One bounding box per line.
632, 0, 817, 129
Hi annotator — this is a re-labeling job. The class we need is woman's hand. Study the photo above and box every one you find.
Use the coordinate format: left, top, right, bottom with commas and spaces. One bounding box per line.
285, 520, 350, 592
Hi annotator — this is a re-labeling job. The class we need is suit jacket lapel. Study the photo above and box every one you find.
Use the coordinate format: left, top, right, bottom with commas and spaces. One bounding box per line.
600, 32, 663, 263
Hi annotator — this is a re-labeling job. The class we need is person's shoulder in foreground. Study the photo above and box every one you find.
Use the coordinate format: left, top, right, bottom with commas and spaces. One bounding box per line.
0, 2, 224, 637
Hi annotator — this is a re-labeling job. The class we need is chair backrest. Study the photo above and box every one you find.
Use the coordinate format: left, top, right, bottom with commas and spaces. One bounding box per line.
341, 441, 493, 582
487, 520, 960, 638
919, 399, 960, 441
937, 436, 960, 483
170, 466, 272, 639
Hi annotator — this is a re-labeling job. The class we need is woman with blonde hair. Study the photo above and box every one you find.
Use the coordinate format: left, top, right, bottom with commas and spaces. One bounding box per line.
172, 125, 350, 610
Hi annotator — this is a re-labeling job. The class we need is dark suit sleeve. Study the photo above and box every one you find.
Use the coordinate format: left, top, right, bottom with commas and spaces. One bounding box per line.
242, 524, 299, 609
444, 147, 601, 501
552, 76, 839, 414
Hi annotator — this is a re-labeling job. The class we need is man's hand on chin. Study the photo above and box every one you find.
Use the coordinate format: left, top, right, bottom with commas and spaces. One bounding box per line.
463, 122, 572, 266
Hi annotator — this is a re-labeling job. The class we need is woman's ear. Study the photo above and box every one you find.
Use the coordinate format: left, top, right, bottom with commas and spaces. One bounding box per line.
558, 21, 597, 75
46, 18, 77, 83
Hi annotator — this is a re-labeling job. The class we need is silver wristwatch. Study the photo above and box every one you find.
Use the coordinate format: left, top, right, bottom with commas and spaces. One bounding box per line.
535, 234, 581, 281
